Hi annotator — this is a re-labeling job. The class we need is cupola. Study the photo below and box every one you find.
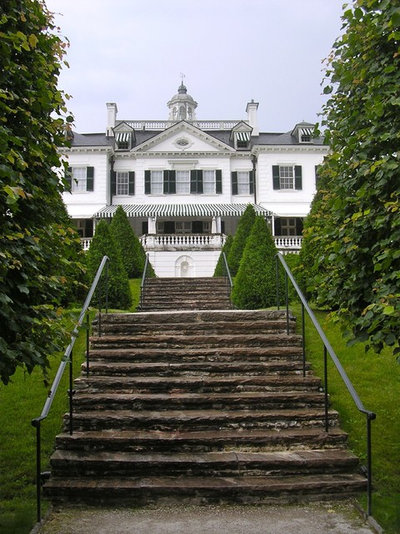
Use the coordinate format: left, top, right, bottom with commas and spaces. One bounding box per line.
167, 81, 198, 121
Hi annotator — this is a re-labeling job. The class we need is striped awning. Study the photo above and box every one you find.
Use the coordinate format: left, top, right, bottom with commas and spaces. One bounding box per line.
115, 132, 131, 142
95, 203, 272, 219
236, 132, 251, 141
300, 128, 313, 136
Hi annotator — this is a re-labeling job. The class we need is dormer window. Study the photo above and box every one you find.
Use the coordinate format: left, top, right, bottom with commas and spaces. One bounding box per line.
300, 129, 312, 143
236, 132, 250, 149
115, 131, 132, 150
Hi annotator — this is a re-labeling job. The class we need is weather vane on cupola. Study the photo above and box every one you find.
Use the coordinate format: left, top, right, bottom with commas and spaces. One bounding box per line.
167, 75, 198, 121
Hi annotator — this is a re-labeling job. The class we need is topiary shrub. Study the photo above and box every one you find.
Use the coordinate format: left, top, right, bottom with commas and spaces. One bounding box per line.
227, 204, 256, 276
231, 216, 284, 309
214, 234, 233, 277
86, 220, 132, 309
110, 206, 144, 278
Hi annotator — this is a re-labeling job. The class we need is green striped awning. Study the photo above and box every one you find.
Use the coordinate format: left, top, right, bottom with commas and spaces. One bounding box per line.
95, 203, 271, 219
115, 132, 131, 143
236, 132, 250, 141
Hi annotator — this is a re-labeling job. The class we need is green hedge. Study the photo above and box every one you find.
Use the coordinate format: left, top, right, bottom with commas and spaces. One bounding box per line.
227, 204, 256, 276
214, 234, 233, 276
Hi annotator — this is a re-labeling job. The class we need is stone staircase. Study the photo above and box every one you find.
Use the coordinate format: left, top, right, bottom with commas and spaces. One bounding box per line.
139, 277, 232, 310
44, 308, 367, 505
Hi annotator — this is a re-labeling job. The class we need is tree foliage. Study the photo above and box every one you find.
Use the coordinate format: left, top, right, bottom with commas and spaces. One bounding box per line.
231, 216, 283, 309
300, 0, 400, 356
0, 1, 83, 384
214, 234, 233, 277
85, 221, 132, 309
227, 204, 256, 276
110, 206, 145, 278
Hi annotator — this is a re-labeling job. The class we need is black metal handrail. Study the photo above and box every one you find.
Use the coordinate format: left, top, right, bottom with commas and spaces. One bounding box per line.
31, 255, 110, 524
222, 251, 233, 300
140, 253, 150, 309
275, 252, 376, 516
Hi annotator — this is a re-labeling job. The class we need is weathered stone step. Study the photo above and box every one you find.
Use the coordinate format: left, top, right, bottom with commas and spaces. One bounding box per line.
73, 391, 327, 412
96, 320, 295, 336
66, 408, 339, 432
86, 346, 304, 363
139, 303, 232, 311
75, 375, 321, 394
89, 333, 303, 350
145, 277, 227, 286
82, 360, 311, 377
50, 449, 359, 478
56, 427, 348, 453
44, 473, 367, 504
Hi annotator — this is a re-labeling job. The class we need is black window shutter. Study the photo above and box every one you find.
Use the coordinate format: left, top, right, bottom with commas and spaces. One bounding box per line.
65, 167, 72, 191
274, 217, 282, 235
272, 166, 280, 190
86, 166, 94, 191
249, 170, 254, 195
190, 170, 203, 194
128, 171, 135, 195
111, 171, 116, 196
231, 172, 238, 195
295, 166, 302, 190
145, 170, 151, 194
164, 170, 176, 194
142, 221, 148, 234
216, 170, 222, 194
221, 220, 225, 234
85, 219, 94, 237
295, 218, 304, 236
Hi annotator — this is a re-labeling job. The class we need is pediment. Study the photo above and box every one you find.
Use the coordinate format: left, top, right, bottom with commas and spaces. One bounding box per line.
113, 121, 134, 133
132, 121, 234, 154
231, 121, 253, 133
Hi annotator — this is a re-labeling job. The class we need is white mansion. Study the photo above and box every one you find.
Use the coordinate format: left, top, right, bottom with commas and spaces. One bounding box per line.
62, 83, 328, 277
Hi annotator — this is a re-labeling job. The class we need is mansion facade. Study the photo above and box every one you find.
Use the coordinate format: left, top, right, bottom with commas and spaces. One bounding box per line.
62, 83, 328, 277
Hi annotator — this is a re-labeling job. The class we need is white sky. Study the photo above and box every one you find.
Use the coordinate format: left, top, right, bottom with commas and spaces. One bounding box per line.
45, 0, 345, 133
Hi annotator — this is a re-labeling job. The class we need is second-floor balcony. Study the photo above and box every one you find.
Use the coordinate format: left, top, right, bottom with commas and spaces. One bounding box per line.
140, 233, 226, 251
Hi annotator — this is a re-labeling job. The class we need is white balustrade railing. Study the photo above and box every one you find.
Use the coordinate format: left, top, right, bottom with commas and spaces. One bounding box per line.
274, 236, 303, 251
124, 120, 242, 131
140, 233, 226, 250
80, 238, 92, 251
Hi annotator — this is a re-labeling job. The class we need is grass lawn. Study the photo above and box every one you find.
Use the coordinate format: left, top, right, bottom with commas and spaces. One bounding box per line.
0, 280, 142, 534
291, 302, 400, 534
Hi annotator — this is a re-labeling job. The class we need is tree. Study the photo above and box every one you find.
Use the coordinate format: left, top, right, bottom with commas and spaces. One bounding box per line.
227, 204, 256, 276
301, 0, 400, 356
214, 234, 233, 277
85, 221, 132, 309
110, 206, 144, 278
0, 1, 83, 384
231, 216, 283, 309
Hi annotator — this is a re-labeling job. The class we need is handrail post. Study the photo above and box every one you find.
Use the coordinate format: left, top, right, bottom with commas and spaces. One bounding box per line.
68, 348, 74, 436
367, 414, 373, 516
35, 421, 41, 523
98, 277, 102, 337
105, 260, 109, 314
324, 345, 329, 433
86, 313, 90, 378
140, 254, 150, 309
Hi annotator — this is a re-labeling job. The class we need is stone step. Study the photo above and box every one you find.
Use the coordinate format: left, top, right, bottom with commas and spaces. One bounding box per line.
89, 333, 303, 350
56, 427, 348, 453
82, 360, 311, 377
72, 392, 327, 412
145, 277, 228, 286
44, 473, 367, 505
86, 346, 304, 363
74, 375, 321, 394
139, 303, 232, 311
50, 449, 360, 478
65, 408, 339, 432
95, 320, 295, 337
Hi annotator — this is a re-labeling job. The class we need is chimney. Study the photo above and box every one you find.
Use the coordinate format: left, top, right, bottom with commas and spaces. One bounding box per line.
246, 99, 259, 136
106, 102, 118, 136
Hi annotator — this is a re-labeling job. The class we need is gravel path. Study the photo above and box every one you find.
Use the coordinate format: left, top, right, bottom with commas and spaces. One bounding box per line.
35, 502, 379, 534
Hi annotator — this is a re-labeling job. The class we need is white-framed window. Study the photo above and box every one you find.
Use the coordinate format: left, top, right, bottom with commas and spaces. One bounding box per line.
175, 221, 192, 234
71, 167, 87, 192
150, 170, 163, 194
280, 217, 297, 236
279, 166, 294, 189
203, 170, 216, 194
116, 172, 129, 195
237, 171, 250, 194
176, 170, 190, 194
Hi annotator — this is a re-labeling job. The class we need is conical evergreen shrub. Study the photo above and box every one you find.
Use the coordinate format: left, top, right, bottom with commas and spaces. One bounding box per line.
213, 234, 233, 277
231, 215, 284, 309
227, 204, 256, 276
86, 220, 132, 309
110, 206, 144, 278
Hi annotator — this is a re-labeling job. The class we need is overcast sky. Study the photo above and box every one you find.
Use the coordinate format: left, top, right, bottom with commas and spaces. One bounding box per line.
45, 0, 345, 134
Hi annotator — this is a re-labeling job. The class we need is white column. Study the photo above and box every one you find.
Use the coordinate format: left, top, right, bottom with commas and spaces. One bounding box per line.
148, 216, 156, 234
211, 216, 217, 234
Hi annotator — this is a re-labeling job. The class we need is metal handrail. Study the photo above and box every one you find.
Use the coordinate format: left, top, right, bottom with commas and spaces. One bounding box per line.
222, 251, 233, 289
140, 253, 150, 309
31, 255, 110, 524
275, 252, 376, 516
